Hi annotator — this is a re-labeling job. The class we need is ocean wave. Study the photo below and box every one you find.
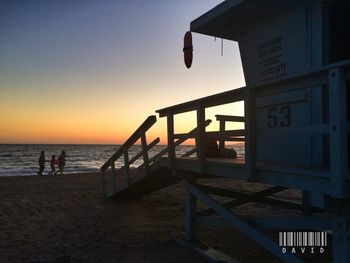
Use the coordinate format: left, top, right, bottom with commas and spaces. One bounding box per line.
0, 168, 37, 176
0, 144, 245, 176
0, 167, 100, 176
1, 154, 14, 157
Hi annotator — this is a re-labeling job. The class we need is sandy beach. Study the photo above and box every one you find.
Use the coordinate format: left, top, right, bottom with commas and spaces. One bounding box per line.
0, 173, 331, 262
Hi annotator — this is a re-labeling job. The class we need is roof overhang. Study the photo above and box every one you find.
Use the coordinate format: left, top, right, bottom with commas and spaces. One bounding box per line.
190, 0, 307, 41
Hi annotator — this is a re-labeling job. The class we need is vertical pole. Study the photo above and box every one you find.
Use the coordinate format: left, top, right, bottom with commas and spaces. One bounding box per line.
332, 216, 350, 263
167, 112, 176, 174
111, 162, 116, 195
245, 87, 257, 181
185, 181, 197, 241
329, 68, 347, 197
101, 171, 106, 198
123, 148, 131, 185
302, 191, 312, 215
196, 105, 206, 173
141, 132, 149, 176
219, 120, 225, 150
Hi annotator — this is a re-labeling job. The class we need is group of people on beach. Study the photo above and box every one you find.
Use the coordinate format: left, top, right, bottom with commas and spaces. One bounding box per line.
38, 150, 66, 176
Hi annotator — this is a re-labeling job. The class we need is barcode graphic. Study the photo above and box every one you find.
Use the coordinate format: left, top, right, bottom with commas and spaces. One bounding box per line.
279, 232, 327, 247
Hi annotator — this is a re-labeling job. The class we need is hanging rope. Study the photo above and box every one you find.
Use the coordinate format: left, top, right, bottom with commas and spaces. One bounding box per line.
214, 37, 224, 56
221, 38, 224, 56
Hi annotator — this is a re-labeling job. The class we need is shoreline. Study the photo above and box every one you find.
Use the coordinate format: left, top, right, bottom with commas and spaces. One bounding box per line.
0, 171, 101, 177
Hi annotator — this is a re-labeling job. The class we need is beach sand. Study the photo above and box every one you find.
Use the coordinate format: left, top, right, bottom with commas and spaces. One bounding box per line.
0, 173, 331, 262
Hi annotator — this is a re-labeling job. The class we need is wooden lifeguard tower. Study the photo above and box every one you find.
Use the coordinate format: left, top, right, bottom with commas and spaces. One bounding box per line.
101, 1, 350, 262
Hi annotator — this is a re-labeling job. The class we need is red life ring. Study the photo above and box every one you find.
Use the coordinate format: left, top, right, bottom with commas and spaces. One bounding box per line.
183, 31, 193, 69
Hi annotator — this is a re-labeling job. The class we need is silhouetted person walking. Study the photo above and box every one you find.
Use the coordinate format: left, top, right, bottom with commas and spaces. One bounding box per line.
55, 151, 66, 175
49, 155, 57, 175
37, 151, 46, 176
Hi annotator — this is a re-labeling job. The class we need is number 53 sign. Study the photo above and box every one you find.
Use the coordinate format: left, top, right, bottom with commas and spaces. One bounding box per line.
267, 106, 291, 128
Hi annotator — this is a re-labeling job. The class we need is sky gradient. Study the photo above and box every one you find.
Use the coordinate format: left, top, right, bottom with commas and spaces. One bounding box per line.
0, 0, 245, 144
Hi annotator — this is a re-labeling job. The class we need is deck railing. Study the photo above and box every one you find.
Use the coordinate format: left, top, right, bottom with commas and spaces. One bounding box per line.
215, 114, 245, 150
156, 88, 245, 173
146, 119, 213, 164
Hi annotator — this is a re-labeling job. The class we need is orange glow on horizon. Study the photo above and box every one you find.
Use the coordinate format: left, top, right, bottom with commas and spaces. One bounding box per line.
0, 100, 244, 145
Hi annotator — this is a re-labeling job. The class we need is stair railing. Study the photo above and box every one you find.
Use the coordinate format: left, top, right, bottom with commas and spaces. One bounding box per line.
100, 115, 159, 197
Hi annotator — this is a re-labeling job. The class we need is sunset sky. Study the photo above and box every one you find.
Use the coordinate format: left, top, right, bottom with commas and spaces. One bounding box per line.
0, 0, 245, 144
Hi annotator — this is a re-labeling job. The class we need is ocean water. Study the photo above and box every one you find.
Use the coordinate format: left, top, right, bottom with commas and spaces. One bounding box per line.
0, 144, 244, 176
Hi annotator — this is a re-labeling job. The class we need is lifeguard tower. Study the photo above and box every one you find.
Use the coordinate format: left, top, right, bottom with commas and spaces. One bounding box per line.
188, 0, 350, 203
101, 1, 350, 262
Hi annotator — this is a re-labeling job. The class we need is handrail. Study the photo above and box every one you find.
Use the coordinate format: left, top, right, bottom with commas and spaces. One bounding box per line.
215, 115, 244, 122
117, 137, 160, 174
101, 115, 159, 197
138, 119, 212, 169
156, 88, 244, 117
181, 148, 197, 157
174, 129, 244, 139
157, 119, 212, 159
101, 115, 157, 172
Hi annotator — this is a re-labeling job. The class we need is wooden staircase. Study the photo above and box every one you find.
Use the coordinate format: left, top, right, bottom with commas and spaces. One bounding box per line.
100, 115, 211, 199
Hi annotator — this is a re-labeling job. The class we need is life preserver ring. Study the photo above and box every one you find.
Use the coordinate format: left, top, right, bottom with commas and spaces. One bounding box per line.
183, 31, 193, 69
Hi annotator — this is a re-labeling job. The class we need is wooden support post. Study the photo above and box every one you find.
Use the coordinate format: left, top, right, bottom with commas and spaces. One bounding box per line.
111, 162, 117, 195
197, 186, 287, 217
332, 216, 350, 263
123, 148, 131, 185
196, 105, 206, 173
101, 171, 106, 198
245, 87, 257, 181
167, 113, 176, 173
140, 132, 149, 176
329, 68, 348, 197
302, 191, 312, 215
187, 182, 304, 263
219, 120, 225, 150
185, 180, 197, 241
